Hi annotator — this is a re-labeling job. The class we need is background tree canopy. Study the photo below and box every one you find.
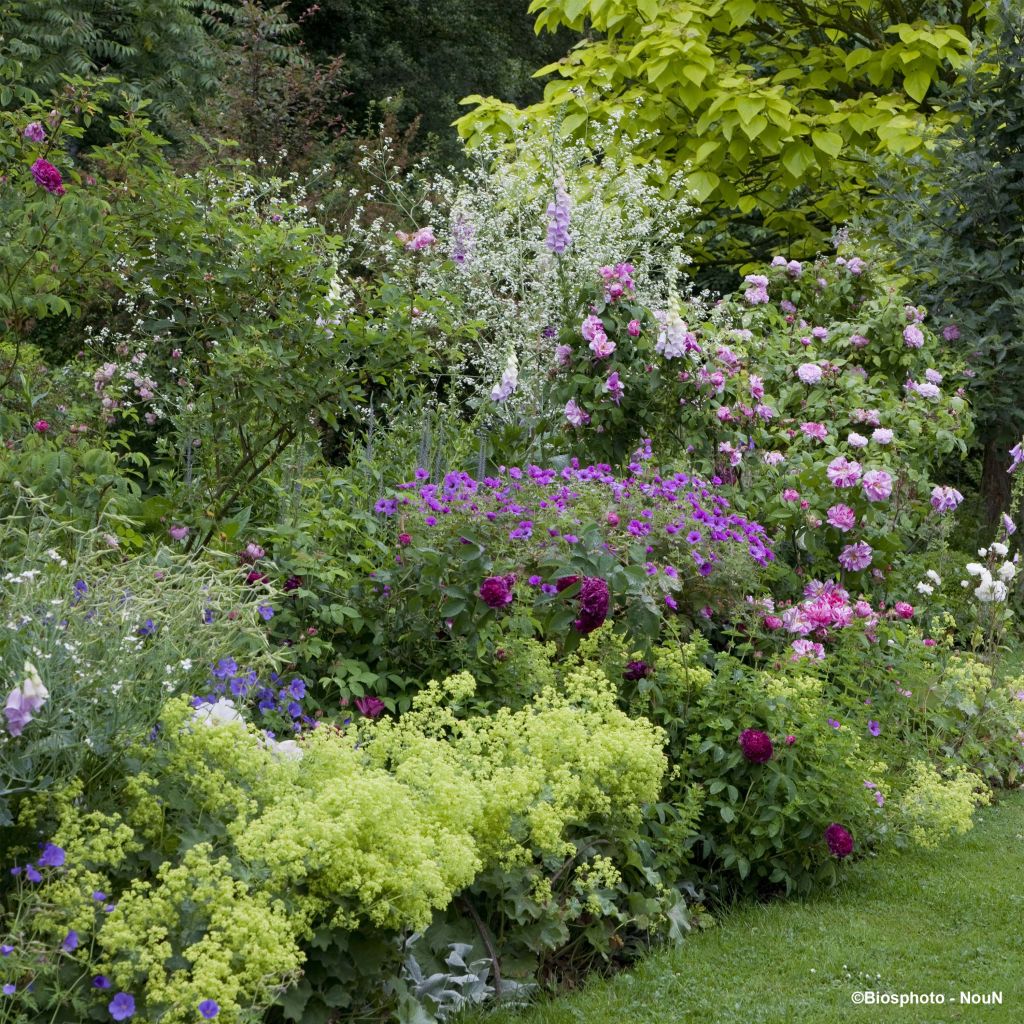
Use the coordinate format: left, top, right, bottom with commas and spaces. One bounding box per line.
456, 0, 992, 268
295, 0, 573, 161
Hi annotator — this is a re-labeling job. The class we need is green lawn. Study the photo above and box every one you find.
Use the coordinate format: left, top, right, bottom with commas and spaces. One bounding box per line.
465, 790, 1024, 1024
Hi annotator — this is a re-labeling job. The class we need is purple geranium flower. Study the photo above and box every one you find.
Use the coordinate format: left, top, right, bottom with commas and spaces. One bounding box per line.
108, 993, 136, 1020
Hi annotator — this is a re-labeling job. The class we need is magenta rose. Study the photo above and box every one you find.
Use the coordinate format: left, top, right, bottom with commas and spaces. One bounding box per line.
30, 158, 65, 196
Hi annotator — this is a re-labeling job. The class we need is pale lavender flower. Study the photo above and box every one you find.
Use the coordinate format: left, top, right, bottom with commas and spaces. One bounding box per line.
604, 371, 625, 405
796, 362, 823, 385
449, 212, 474, 266
930, 486, 964, 513
861, 470, 893, 502
545, 177, 572, 254
565, 399, 589, 427
903, 325, 925, 349
827, 456, 862, 487
839, 541, 873, 571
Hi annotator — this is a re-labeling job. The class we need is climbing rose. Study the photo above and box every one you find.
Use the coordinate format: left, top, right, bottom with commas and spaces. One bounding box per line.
479, 575, 514, 609
395, 226, 434, 251
824, 823, 854, 858
565, 399, 590, 427
738, 728, 773, 763
827, 457, 862, 488
903, 324, 924, 348
23, 122, 46, 142
30, 159, 65, 196
826, 504, 856, 532
838, 541, 873, 572
861, 470, 893, 502
743, 274, 769, 304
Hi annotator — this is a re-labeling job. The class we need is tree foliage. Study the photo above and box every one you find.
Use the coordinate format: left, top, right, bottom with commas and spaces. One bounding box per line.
869, 4, 1024, 520
457, 0, 988, 266
0, 0, 222, 134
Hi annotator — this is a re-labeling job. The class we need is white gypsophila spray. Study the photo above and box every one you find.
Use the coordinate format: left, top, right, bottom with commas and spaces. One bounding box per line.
335, 118, 699, 418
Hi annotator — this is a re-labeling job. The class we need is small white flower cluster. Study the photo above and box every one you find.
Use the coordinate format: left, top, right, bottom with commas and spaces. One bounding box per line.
191, 698, 303, 761
963, 544, 1018, 603
916, 569, 942, 597
338, 121, 698, 412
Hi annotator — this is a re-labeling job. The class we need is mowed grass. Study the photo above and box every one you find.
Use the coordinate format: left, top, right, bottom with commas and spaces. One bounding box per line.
464, 790, 1024, 1024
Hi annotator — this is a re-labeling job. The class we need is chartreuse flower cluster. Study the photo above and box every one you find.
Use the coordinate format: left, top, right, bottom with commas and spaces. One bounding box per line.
7, 666, 665, 1022
896, 761, 990, 848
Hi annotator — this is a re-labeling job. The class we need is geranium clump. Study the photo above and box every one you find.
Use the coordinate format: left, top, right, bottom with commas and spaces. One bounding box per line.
369, 449, 774, 656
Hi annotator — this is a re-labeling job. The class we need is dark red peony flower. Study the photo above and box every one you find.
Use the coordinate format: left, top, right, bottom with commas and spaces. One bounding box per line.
824, 822, 854, 858
355, 696, 386, 718
623, 660, 652, 681
479, 575, 514, 609
573, 576, 610, 634
738, 728, 774, 763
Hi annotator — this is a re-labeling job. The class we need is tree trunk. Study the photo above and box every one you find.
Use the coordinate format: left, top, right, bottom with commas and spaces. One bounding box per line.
981, 434, 1013, 525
